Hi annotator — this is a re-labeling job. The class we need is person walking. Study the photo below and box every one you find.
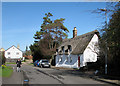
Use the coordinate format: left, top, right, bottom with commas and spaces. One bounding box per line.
16, 59, 22, 72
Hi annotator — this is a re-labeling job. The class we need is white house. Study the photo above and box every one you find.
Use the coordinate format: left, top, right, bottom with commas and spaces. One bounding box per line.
5, 45, 23, 62
55, 27, 99, 69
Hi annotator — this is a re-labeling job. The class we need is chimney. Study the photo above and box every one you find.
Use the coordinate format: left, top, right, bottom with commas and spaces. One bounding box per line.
17, 44, 20, 49
73, 27, 77, 38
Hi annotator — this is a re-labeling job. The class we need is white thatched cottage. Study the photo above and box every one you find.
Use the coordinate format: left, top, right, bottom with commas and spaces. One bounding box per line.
5, 45, 23, 62
55, 27, 99, 69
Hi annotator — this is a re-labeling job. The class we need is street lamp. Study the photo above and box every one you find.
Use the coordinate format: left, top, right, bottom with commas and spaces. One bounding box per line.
100, 8, 108, 75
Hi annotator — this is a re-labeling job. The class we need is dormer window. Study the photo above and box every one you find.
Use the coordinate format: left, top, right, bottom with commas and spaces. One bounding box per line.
56, 49, 58, 52
65, 49, 68, 52
68, 45, 72, 52
61, 46, 64, 52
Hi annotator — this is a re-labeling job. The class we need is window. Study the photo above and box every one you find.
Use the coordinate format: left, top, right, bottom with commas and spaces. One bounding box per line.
56, 49, 58, 52
70, 57, 72, 63
58, 57, 59, 62
61, 46, 64, 52
68, 45, 72, 52
60, 57, 62, 62
66, 57, 68, 62
7, 52, 10, 55
16, 52, 19, 55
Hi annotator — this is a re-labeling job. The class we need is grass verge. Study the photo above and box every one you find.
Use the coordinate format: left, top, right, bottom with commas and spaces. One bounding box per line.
29, 63, 33, 66
6, 62, 16, 64
0, 66, 13, 77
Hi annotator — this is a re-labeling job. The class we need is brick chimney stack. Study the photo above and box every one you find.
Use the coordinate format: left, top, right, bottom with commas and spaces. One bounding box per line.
17, 44, 20, 49
73, 27, 77, 38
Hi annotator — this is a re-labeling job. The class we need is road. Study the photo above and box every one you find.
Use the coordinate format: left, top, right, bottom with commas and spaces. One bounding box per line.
21, 65, 115, 85
22, 65, 61, 84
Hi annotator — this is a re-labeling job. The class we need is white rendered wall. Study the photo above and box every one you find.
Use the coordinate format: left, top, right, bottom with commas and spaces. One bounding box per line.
83, 34, 99, 66
56, 54, 78, 68
5, 46, 23, 59
55, 54, 84, 68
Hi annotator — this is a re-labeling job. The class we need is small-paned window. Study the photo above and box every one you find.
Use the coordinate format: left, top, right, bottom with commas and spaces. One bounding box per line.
61, 46, 64, 52
58, 57, 59, 62
56, 49, 58, 52
16, 52, 19, 55
60, 57, 62, 62
70, 57, 72, 63
68, 45, 72, 52
66, 57, 68, 62
8, 52, 10, 55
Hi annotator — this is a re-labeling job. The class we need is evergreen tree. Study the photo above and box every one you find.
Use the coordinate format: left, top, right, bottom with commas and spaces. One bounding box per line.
100, 2, 120, 76
30, 12, 69, 61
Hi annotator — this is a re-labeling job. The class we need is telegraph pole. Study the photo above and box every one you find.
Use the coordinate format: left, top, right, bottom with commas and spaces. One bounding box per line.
100, 8, 108, 75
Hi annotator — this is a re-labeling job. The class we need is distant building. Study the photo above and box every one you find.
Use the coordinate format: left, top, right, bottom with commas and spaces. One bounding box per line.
55, 27, 99, 69
0, 48, 5, 52
24, 55, 33, 59
5, 45, 23, 62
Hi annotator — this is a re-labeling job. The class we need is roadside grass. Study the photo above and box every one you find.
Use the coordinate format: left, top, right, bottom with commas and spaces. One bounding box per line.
29, 63, 33, 66
6, 62, 16, 64
0, 66, 13, 77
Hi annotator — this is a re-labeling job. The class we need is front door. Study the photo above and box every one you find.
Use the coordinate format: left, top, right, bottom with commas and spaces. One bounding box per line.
78, 56, 80, 67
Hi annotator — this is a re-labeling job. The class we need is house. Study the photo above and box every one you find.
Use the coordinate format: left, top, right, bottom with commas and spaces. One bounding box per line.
0, 48, 5, 52
5, 45, 23, 62
55, 27, 99, 69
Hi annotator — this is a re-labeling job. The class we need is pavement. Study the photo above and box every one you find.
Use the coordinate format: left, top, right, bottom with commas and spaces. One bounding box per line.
0, 76, 2, 86
2, 64, 24, 85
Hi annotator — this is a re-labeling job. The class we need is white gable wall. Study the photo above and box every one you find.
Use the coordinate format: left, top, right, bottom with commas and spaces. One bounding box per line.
83, 34, 99, 66
5, 46, 23, 59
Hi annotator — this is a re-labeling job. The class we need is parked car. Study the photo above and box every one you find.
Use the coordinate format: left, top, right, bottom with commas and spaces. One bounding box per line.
38, 59, 51, 68
34, 60, 40, 67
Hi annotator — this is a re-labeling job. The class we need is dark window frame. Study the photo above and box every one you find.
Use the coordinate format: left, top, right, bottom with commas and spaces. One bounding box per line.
7, 52, 10, 55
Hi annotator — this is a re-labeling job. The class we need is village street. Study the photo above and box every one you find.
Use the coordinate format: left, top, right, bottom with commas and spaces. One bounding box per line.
2, 63, 118, 86
22, 64, 115, 85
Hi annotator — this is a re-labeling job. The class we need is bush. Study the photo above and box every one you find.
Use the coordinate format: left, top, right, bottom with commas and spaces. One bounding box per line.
1, 52, 6, 65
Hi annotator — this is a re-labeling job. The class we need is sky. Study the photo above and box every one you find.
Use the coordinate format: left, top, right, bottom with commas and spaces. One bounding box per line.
2, 2, 107, 51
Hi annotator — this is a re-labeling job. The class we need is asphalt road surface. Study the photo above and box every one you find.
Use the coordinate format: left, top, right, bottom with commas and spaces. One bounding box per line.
22, 65, 61, 84
21, 65, 115, 85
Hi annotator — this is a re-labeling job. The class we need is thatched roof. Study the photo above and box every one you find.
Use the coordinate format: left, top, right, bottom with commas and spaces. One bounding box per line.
57, 30, 99, 55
